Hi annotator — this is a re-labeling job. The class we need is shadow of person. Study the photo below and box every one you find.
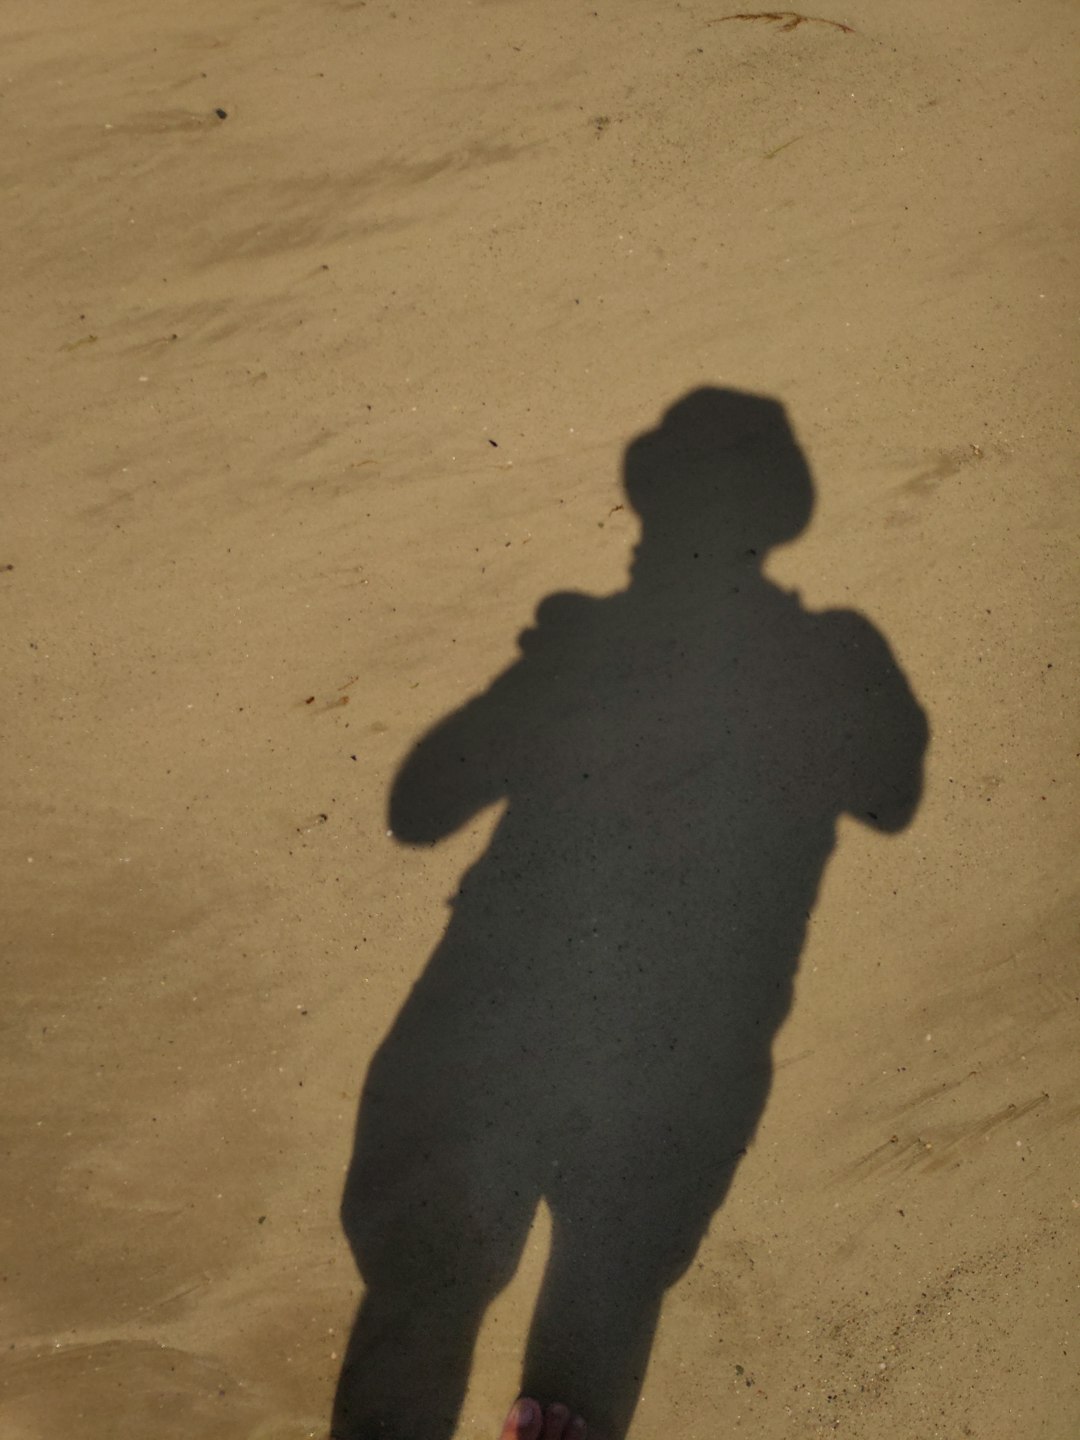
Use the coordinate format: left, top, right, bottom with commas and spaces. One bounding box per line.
332, 388, 928, 1439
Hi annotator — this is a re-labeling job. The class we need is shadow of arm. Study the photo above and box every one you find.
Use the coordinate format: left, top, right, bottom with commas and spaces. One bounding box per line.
388, 669, 519, 846
388, 590, 586, 845
832, 612, 930, 834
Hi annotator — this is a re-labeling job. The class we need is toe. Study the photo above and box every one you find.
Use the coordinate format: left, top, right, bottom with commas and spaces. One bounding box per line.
500, 1397, 544, 1440
542, 1403, 571, 1439
567, 1418, 587, 1439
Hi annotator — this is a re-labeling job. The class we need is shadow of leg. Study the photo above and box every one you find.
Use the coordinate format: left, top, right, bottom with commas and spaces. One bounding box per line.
520, 1220, 667, 1440
520, 1130, 752, 1440
333, 1045, 537, 1440
332, 1278, 492, 1440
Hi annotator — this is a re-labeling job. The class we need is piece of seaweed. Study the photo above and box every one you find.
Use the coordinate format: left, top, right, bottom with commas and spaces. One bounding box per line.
711, 12, 854, 34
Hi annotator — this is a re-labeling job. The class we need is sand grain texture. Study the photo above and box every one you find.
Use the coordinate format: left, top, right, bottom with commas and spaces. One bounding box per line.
3, 1, 1077, 1437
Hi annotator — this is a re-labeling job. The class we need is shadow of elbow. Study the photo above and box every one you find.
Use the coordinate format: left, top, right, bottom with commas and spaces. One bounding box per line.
387, 805, 442, 846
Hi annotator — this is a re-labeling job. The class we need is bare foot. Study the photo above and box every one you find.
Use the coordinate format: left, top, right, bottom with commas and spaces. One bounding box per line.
500, 1397, 587, 1440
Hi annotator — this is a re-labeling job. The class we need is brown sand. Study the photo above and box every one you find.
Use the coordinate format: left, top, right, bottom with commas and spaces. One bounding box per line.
3, 1, 1078, 1436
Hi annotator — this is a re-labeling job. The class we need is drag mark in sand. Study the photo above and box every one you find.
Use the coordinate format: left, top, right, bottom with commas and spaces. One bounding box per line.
764, 135, 805, 160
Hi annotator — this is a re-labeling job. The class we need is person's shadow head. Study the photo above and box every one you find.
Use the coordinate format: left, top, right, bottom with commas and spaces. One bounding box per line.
332, 387, 927, 1440
623, 387, 815, 573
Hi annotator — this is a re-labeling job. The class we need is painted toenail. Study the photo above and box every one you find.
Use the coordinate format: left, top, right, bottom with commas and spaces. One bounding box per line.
514, 1397, 539, 1429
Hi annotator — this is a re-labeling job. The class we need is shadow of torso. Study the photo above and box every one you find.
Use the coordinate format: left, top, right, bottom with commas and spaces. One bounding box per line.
387, 578, 918, 1188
